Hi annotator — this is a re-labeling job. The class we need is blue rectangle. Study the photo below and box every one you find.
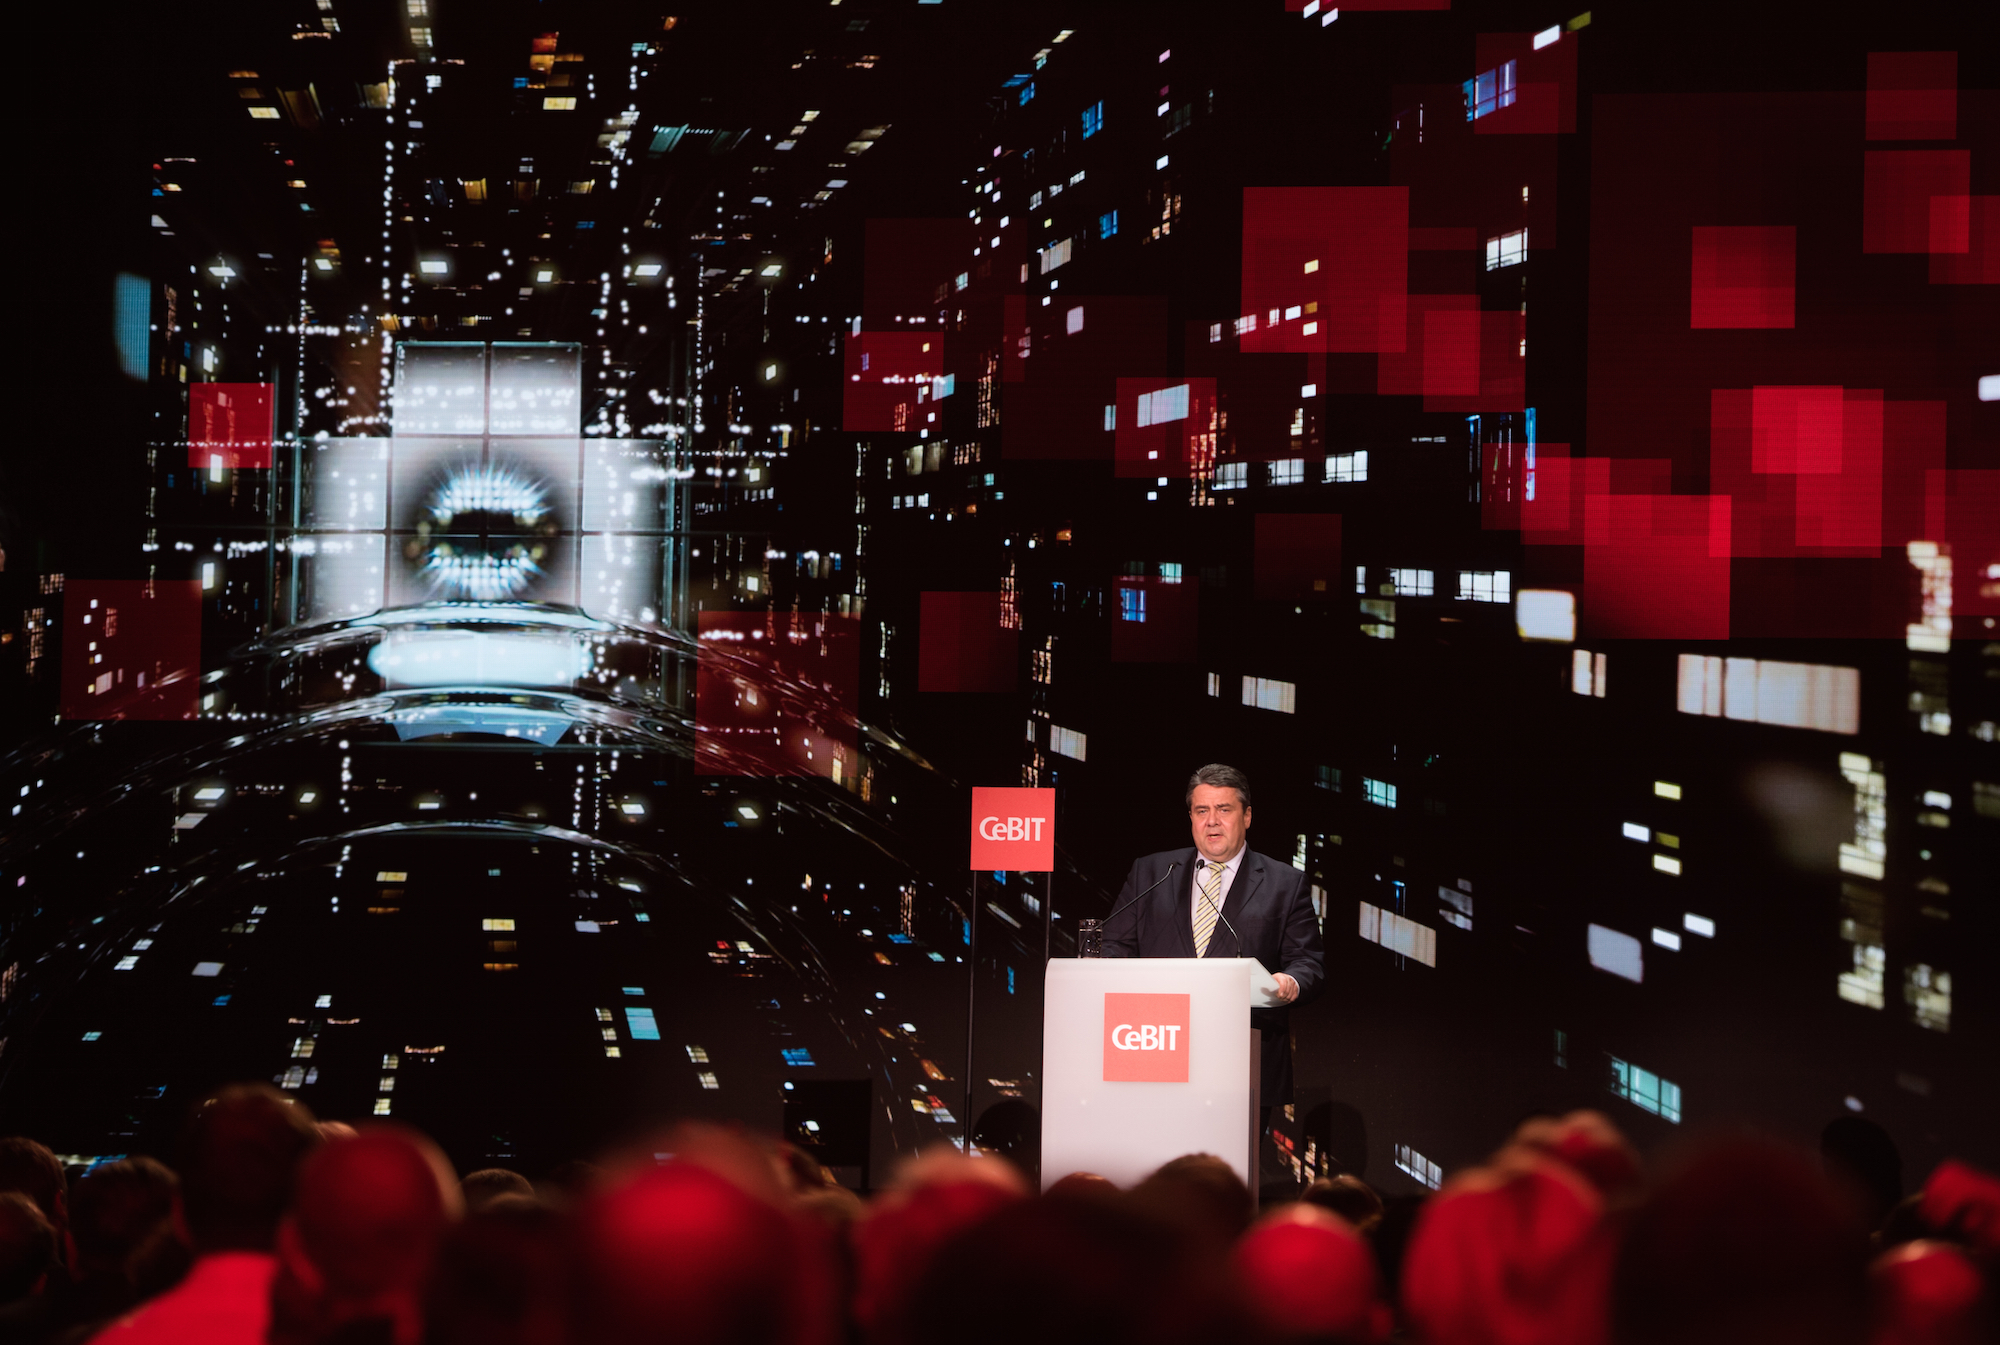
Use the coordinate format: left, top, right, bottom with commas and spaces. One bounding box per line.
624, 1007, 660, 1041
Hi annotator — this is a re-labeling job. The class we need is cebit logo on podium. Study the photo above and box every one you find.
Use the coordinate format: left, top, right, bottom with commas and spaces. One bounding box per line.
1102, 992, 1191, 1083
968, 786, 1056, 871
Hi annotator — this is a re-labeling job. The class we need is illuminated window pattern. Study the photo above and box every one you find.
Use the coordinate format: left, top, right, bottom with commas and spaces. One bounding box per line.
1837, 882, 1886, 1009
1608, 1055, 1682, 1123
1457, 570, 1511, 602
1118, 585, 1146, 623
1363, 777, 1396, 808
1241, 676, 1296, 714
1214, 462, 1247, 490
1136, 384, 1189, 427
1391, 569, 1433, 597
1051, 725, 1087, 760
1904, 964, 1951, 1033
1081, 101, 1103, 138
1395, 1143, 1443, 1189
1485, 229, 1528, 271
1325, 451, 1368, 483
1268, 458, 1305, 486
1463, 60, 1517, 120
1838, 753, 1887, 879
1358, 901, 1435, 966
1572, 649, 1607, 696
1676, 655, 1860, 735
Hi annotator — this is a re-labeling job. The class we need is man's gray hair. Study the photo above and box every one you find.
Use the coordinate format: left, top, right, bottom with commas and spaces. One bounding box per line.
1185, 763, 1252, 811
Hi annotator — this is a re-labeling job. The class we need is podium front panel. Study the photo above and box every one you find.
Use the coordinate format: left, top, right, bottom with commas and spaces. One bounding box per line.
1041, 957, 1258, 1191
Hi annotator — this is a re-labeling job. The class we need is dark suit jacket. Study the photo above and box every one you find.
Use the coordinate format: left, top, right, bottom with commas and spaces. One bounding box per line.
1101, 846, 1325, 1105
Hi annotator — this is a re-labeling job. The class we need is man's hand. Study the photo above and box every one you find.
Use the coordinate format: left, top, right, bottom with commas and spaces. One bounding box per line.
1273, 972, 1299, 1004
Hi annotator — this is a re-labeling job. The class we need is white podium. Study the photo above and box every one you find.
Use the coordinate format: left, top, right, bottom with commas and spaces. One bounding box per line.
1040, 957, 1263, 1191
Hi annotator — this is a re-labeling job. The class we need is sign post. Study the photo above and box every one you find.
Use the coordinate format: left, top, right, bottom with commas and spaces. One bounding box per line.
965, 786, 1056, 1149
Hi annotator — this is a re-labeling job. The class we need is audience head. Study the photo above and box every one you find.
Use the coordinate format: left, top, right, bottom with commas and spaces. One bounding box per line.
1302, 1175, 1385, 1236
1045, 1171, 1118, 1201
852, 1147, 1029, 1345
66, 1155, 179, 1282
0, 1191, 55, 1305
570, 1156, 828, 1345
0, 1136, 68, 1236
1867, 1240, 1992, 1345
1511, 1111, 1645, 1208
1824, 1115, 1905, 1233
1613, 1134, 1869, 1345
1401, 1146, 1615, 1345
461, 1168, 535, 1213
426, 1198, 570, 1345
1130, 1153, 1255, 1254
270, 1123, 460, 1344
1918, 1161, 2000, 1263
1232, 1203, 1390, 1344
907, 1182, 1242, 1345
175, 1083, 319, 1252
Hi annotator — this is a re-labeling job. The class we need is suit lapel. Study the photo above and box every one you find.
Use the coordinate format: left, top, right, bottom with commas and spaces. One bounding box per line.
1169, 849, 1198, 957
1216, 851, 1262, 959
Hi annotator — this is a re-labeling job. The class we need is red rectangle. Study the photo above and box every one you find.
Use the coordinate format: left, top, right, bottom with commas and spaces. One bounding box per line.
61, 580, 203, 720
970, 786, 1056, 871
1255, 514, 1343, 601
842, 332, 943, 432
1109, 576, 1199, 663
1103, 993, 1190, 1083
1691, 227, 1795, 329
694, 614, 860, 777
1241, 187, 1408, 354
188, 383, 275, 469
1113, 377, 1217, 478
1582, 493, 1732, 640
919, 593, 1017, 692
1866, 52, 1957, 141
1862, 151, 1971, 254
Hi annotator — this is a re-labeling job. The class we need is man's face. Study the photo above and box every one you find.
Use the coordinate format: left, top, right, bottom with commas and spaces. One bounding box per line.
1188, 784, 1251, 863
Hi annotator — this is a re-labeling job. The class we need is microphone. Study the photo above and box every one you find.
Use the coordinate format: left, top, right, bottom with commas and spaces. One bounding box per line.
1098, 861, 1180, 934
1193, 857, 1243, 953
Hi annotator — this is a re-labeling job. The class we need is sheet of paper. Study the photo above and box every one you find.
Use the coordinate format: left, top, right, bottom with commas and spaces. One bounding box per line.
1246, 958, 1287, 1008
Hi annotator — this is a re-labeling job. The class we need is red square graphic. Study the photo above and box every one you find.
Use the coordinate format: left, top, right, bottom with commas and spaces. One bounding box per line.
919, 593, 1017, 693
1241, 187, 1408, 355
694, 613, 860, 778
1862, 151, 1970, 254
1109, 575, 1199, 664
1255, 514, 1343, 601
1103, 993, 1191, 1083
61, 580, 203, 721
969, 787, 1056, 872
188, 383, 275, 469
1866, 52, 1957, 141
842, 332, 943, 432
1929, 197, 1999, 285
1582, 493, 1733, 640
1691, 227, 1795, 329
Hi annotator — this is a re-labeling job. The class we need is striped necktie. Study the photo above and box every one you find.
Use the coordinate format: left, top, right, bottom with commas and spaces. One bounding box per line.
1193, 861, 1225, 957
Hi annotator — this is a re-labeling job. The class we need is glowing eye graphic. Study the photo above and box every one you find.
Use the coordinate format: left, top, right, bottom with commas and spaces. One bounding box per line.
417, 466, 553, 600
428, 465, 549, 527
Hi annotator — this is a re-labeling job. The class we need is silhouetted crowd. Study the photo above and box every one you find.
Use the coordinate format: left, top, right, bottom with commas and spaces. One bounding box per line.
0, 1085, 1993, 1344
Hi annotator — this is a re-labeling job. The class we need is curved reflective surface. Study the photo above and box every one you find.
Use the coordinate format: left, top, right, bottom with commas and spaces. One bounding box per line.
0, 603, 1077, 1174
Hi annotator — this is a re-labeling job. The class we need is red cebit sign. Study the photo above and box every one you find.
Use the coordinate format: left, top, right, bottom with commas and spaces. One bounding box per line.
1102, 992, 1191, 1083
968, 786, 1056, 871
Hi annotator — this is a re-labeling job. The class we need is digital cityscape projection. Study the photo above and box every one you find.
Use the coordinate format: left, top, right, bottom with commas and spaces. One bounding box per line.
1, 0, 1993, 1190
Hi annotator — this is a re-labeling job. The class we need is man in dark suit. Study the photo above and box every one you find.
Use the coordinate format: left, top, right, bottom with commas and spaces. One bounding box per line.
1101, 763, 1325, 1112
